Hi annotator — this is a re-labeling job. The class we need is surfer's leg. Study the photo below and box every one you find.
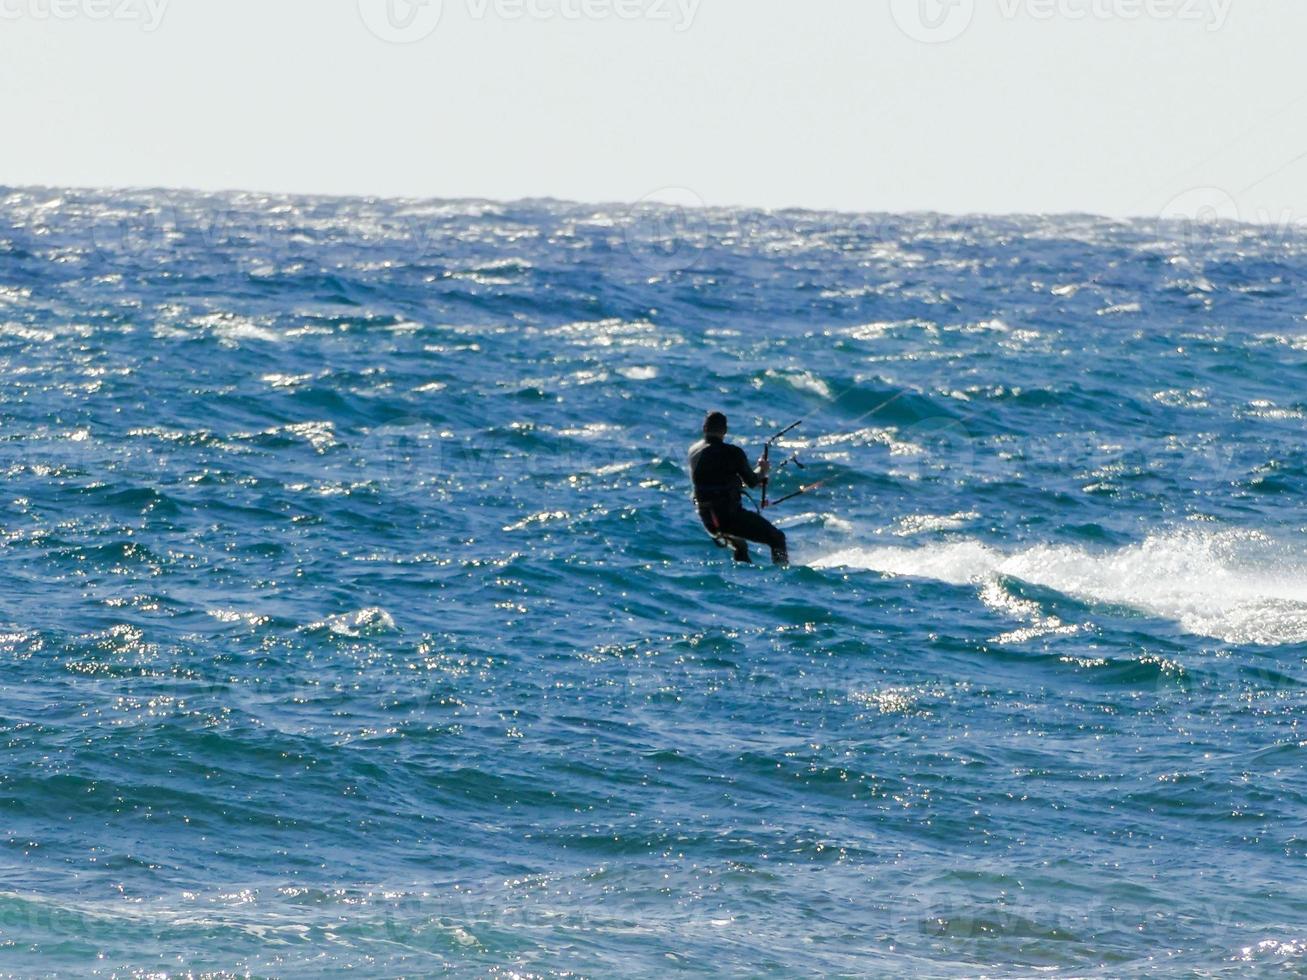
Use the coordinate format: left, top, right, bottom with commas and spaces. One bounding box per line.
725, 511, 788, 567
765, 519, 789, 567
770, 530, 790, 567
728, 536, 752, 563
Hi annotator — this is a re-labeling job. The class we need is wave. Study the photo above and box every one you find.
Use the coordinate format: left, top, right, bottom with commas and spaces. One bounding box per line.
814, 528, 1307, 646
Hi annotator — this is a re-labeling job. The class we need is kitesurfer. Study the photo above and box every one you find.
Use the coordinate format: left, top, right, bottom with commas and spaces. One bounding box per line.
689, 412, 789, 566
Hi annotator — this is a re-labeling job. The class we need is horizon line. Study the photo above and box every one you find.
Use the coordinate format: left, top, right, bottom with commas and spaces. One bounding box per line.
1, 179, 1300, 230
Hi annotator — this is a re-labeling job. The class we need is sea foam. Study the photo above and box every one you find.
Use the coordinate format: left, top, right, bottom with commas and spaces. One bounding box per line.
814, 529, 1307, 645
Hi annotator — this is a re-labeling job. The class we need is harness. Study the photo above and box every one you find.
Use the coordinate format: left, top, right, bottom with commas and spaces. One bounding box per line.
702, 505, 747, 553
697, 497, 739, 550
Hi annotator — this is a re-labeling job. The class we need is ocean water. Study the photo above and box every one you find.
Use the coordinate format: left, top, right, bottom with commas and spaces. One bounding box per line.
1, 186, 1306, 978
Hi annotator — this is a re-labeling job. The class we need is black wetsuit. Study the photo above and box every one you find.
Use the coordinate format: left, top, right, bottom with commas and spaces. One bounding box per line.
688, 436, 788, 565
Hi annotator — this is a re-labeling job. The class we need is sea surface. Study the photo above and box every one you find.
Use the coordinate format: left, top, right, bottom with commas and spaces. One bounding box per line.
0, 186, 1305, 977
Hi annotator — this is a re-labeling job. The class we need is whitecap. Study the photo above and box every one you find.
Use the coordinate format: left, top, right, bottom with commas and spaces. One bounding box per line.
321, 607, 397, 638
1097, 302, 1142, 316
892, 512, 980, 537
814, 529, 1307, 646
770, 369, 832, 399
618, 366, 658, 381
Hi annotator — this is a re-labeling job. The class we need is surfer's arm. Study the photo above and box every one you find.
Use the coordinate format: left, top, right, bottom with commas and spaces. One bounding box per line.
735, 446, 763, 488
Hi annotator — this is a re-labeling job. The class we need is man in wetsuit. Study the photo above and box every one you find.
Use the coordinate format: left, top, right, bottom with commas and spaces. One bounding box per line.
688, 411, 789, 566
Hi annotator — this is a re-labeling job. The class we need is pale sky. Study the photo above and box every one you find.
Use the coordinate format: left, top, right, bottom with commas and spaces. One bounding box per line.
1, 0, 1305, 221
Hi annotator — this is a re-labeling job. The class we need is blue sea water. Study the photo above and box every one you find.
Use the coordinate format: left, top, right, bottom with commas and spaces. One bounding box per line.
0, 186, 1306, 977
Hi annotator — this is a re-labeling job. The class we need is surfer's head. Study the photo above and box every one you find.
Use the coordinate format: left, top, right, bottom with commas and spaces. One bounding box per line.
703, 411, 728, 439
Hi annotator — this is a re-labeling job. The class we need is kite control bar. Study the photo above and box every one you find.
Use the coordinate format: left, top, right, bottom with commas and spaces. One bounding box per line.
760, 420, 805, 510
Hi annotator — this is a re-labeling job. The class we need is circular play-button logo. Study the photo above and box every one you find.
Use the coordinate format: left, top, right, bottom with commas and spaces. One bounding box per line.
358, 0, 444, 44
362, 417, 444, 494
1159, 186, 1241, 251
889, 0, 976, 44
621, 186, 710, 276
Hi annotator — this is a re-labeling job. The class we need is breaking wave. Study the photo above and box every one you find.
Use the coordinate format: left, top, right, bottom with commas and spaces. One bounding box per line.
815, 529, 1307, 645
